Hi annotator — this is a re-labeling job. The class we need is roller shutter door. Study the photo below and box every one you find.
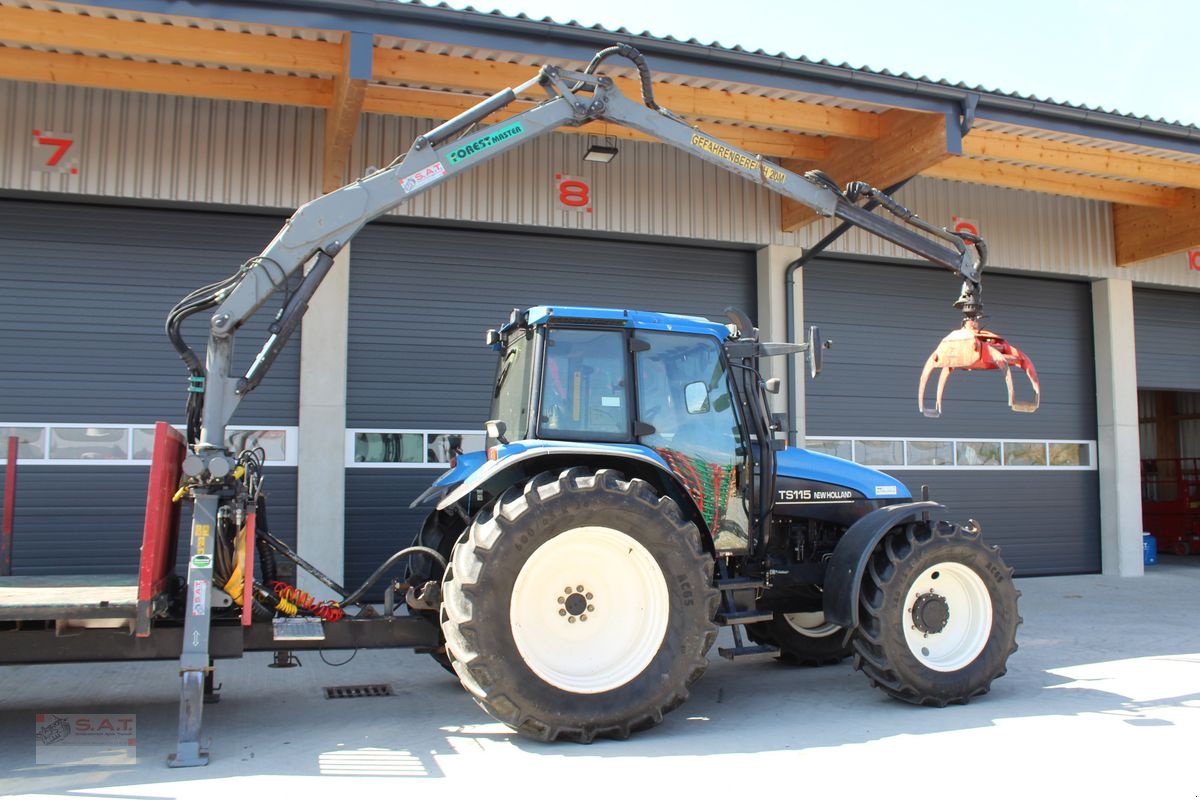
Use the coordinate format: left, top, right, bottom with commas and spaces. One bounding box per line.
1134, 288, 1200, 392
345, 222, 755, 588
0, 198, 300, 574
804, 258, 1099, 575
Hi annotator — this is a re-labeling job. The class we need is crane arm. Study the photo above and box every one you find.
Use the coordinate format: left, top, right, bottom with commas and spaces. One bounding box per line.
171, 44, 1029, 452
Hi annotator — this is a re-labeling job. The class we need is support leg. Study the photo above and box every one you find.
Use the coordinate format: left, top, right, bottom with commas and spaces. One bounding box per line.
168, 490, 219, 768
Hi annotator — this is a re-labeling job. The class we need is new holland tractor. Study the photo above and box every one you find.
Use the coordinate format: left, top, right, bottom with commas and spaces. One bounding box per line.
403, 304, 1023, 742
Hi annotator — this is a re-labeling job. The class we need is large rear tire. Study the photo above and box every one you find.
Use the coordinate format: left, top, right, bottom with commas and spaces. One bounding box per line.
440, 467, 719, 742
851, 520, 1020, 706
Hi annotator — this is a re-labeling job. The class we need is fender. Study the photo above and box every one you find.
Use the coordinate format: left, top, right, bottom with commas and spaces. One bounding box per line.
823, 501, 945, 629
431, 441, 673, 511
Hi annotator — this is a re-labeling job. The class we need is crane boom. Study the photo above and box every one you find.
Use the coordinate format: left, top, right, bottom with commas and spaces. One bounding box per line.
169, 43, 1020, 452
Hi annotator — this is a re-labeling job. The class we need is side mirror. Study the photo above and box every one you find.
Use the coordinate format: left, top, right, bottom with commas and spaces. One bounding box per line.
486, 329, 500, 347
684, 382, 709, 414
807, 326, 831, 378
485, 419, 508, 444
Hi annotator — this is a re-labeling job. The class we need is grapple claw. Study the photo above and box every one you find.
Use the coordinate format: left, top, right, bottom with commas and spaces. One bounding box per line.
918, 320, 1040, 417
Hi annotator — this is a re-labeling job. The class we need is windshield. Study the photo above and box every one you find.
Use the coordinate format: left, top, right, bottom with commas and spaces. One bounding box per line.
488, 329, 533, 447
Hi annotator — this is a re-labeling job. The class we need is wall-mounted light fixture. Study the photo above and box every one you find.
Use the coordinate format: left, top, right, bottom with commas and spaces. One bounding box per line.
583, 135, 618, 164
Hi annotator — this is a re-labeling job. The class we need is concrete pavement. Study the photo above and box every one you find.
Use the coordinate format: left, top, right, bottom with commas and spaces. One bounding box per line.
2, 558, 1198, 799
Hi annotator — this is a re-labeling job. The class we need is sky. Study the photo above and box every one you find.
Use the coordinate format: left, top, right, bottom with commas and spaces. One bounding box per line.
446, 0, 1199, 127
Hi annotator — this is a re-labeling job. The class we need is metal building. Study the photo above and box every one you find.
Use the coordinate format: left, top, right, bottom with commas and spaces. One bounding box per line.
1, 0, 1198, 592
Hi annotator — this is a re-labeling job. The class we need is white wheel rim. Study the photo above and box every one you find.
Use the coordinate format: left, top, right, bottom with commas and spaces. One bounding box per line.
782, 611, 840, 638
510, 526, 669, 694
902, 561, 992, 672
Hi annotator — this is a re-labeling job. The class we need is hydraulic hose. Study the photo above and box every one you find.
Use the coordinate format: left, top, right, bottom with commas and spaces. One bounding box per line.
339, 546, 448, 609
574, 43, 659, 109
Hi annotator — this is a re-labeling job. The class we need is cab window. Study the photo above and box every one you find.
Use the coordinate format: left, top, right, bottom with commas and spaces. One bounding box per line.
539, 328, 629, 439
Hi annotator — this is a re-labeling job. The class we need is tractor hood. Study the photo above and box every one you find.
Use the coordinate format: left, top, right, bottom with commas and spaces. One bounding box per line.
776, 447, 910, 501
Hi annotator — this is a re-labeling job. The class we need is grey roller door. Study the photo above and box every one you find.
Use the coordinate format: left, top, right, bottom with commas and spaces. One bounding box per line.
804, 257, 1099, 575
345, 221, 755, 589
1135, 288, 1200, 391
0, 198, 300, 574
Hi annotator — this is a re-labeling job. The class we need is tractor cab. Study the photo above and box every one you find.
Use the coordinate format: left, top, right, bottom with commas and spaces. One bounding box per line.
478, 306, 753, 550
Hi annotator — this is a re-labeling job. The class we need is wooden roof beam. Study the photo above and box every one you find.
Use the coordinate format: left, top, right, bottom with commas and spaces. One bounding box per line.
779, 110, 952, 231
964, 129, 1200, 190
923, 157, 1187, 208
0, 47, 332, 106
363, 85, 830, 160
372, 49, 879, 140
0, 5, 343, 74
322, 33, 371, 192
1114, 191, 1200, 266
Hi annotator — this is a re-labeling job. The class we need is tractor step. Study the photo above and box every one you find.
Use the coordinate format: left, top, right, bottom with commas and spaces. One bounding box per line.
713, 576, 765, 591
718, 643, 780, 661
715, 609, 775, 626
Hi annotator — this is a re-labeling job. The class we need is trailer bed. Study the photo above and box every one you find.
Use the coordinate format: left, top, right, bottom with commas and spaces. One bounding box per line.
0, 574, 138, 621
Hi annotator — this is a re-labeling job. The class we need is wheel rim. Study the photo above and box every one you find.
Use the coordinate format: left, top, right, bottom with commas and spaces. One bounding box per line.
902, 561, 992, 672
510, 526, 669, 694
782, 610, 840, 638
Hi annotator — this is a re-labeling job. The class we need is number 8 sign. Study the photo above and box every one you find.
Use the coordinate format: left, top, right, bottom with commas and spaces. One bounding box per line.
555, 174, 592, 213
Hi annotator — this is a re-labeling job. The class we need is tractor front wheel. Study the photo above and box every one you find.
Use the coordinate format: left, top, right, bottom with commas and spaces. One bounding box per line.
851, 521, 1020, 706
440, 468, 719, 742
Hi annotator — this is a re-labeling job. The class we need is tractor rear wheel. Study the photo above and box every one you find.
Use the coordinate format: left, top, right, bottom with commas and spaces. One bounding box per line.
748, 610, 852, 666
851, 520, 1020, 706
440, 467, 719, 742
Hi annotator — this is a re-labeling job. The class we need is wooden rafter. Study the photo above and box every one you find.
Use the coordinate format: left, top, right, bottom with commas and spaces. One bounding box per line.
963, 129, 1200, 190
371, 49, 879, 140
923, 157, 1187, 208
0, 5, 342, 73
1113, 190, 1200, 265
363, 85, 829, 160
0, 47, 332, 107
322, 34, 370, 192
779, 110, 951, 231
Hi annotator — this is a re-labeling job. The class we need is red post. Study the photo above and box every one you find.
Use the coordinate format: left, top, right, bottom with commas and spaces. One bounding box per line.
2, 436, 16, 577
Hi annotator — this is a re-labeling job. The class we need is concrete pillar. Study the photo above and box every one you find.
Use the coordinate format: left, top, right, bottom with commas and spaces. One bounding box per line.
1092, 278, 1143, 576
756, 244, 806, 442
296, 245, 350, 599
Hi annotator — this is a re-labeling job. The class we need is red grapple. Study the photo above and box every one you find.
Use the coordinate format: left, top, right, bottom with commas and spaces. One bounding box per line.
918, 320, 1040, 418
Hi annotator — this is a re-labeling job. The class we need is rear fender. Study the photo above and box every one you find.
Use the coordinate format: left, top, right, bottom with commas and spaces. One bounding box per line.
823, 501, 945, 629
433, 443, 712, 549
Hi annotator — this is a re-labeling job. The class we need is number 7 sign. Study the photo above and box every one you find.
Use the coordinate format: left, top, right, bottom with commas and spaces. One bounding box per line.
31, 129, 79, 175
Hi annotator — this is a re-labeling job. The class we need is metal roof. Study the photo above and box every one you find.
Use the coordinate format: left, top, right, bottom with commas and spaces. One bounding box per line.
422, 1, 1198, 131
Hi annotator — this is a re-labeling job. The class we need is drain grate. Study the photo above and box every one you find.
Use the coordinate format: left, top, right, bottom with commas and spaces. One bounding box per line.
323, 684, 394, 700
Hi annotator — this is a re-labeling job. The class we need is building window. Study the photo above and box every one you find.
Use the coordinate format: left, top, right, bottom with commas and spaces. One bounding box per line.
0, 424, 297, 466
805, 436, 1096, 471
346, 430, 486, 468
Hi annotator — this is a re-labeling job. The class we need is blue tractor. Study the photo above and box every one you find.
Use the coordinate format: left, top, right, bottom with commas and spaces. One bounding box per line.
407, 305, 1021, 742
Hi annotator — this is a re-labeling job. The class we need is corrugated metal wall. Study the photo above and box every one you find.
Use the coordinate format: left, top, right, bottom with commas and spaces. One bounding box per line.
3, 80, 1197, 289
1, 81, 322, 209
